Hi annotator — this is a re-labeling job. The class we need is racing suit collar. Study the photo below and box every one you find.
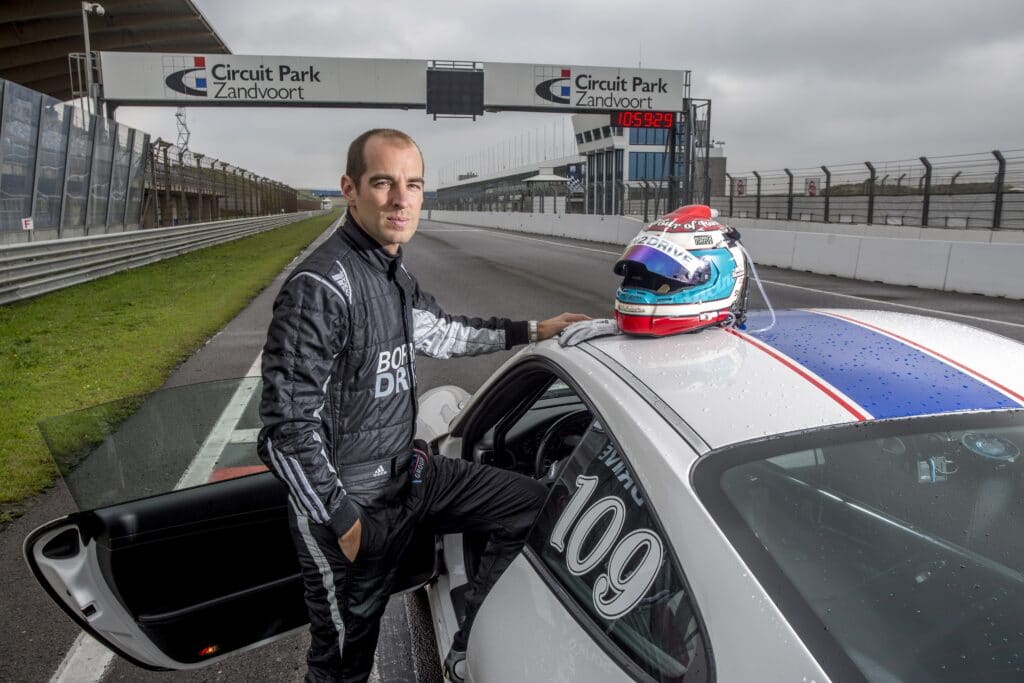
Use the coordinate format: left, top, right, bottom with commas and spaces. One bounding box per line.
341, 215, 402, 276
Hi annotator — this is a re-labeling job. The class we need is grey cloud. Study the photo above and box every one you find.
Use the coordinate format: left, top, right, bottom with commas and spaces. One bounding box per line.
115, 0, 1024, 187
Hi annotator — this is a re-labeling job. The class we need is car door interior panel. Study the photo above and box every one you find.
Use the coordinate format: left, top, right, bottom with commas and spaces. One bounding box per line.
27, 470, 437, 668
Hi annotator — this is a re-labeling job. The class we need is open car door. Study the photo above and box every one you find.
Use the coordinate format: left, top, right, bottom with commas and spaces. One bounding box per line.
24, 378, 438, 670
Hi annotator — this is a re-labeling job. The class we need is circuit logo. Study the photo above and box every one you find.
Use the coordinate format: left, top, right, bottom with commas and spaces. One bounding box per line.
165, 56, 208, 97
535, 68, 571, 105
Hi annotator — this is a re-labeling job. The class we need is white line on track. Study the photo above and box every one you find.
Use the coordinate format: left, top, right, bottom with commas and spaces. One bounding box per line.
759, 279, 1024, 330
50, 632, 116, 683
52, 355, 264, 683
429, 224, 1023, 330
439, 225, 627, 256
176, 355, 263, 488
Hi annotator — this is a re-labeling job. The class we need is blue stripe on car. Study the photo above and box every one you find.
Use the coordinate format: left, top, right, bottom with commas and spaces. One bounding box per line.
743, 310, 1022, 418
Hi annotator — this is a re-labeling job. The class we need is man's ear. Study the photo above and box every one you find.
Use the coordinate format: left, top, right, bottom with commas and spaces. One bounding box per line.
341, 174, 355, 202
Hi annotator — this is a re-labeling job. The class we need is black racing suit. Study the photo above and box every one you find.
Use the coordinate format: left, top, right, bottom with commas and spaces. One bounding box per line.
258, 216, 546, 682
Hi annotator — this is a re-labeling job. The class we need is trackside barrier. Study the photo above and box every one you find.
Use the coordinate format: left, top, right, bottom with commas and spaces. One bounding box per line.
0, 212, 325, 305
427, 210, 1024, 300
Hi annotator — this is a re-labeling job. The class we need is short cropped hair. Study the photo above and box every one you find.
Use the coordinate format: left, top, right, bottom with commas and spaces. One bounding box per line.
345, 129, 423, 185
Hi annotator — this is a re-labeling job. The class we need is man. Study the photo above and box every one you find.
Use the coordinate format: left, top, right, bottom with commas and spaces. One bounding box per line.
258, 128, 587, 683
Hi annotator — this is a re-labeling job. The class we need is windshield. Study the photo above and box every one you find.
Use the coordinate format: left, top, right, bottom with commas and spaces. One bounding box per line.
37, 377, 265, 511
694, 410, 1024, 682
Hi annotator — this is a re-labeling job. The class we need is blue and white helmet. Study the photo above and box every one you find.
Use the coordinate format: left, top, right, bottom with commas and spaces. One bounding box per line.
614, 205, 747, 336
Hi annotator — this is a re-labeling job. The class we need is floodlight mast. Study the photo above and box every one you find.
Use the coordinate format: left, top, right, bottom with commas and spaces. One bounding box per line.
81, 2, 106, 115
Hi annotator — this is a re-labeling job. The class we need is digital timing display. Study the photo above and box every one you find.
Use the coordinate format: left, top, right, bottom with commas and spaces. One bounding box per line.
609, 110, 676, 129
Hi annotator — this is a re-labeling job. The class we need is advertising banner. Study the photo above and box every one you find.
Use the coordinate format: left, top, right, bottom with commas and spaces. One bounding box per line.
99, 53, 688, 112
100, 53, 425, 107
485, 62, 685, 112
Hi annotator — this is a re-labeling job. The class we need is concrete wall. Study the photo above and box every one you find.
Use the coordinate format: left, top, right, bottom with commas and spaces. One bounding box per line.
427, 210, 1024, 300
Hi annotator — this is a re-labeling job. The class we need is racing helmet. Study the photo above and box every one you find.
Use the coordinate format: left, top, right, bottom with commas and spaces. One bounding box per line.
614, 205, 747, 336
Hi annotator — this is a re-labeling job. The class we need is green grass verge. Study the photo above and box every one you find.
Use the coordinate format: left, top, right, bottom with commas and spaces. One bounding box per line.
0, 210, 340, 525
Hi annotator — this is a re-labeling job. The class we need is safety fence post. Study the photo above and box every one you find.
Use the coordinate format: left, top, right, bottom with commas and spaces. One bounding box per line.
121, 129, 137, 229
725, 173, 734, 217
865, 162, 876, 225
246, 172, 252, 215
56, 107, 75, 238
162, 144, 172, 227
176, 150, 187, 224
194, 154, 204, 222
240, 170, 247, 216
83, 120, 101, 234
784, 168, 794, 221
821, 166, 831, 223
992, 150, 1006, 230
920, 156, 932, 226
27, 94, 45, 242
218, 162, 228, 219
753, 171, 762, 219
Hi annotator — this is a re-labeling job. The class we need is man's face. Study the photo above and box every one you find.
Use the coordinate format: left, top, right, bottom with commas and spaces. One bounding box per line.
342, 137, 424, 255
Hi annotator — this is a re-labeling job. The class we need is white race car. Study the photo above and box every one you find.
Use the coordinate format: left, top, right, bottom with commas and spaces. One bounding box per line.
26, 309, 1024, 681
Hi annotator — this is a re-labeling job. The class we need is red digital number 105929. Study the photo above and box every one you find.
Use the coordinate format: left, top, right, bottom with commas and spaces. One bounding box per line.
612, 110, 673, 129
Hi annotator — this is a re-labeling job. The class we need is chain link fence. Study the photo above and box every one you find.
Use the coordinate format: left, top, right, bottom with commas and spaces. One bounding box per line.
0, 77, 317, 245
718, 150, 1024, 230
145, 141, 311, 229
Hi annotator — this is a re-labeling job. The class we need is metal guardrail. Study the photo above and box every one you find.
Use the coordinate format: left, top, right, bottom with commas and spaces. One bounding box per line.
0, 211, 325, 305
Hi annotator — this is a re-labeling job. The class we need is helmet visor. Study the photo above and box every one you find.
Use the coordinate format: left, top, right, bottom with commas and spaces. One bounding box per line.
616, 243, 710, 287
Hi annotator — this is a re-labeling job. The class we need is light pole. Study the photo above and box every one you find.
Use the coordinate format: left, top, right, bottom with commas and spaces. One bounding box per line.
81, 2, 106, 115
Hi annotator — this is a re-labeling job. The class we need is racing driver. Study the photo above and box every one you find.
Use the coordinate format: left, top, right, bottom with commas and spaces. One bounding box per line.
258, 128, 587, 683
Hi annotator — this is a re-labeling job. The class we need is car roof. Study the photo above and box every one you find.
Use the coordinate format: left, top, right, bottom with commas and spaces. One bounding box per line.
582, 308, 1024, 451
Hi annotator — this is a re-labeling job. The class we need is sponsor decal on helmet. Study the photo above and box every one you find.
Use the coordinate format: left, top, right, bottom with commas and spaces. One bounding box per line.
629, 233, 705, 268
648, 217, 723, 233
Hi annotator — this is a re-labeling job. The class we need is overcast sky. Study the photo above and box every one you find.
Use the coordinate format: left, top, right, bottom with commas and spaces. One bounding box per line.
114, 0, 1024, 190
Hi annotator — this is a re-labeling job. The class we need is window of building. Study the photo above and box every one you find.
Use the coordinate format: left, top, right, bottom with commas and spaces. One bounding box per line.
629, 128, 671, 146
629, 151, 671, 181
576, 133, 584, 144
584, 130, 593, 143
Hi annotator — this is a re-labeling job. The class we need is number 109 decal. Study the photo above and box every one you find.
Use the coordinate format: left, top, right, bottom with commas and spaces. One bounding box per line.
550, 475, 664, 619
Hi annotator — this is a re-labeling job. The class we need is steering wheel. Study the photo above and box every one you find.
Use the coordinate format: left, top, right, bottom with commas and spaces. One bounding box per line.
534, 409, 593, 478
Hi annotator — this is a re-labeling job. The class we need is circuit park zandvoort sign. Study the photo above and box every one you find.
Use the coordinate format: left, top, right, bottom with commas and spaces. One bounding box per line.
98, 53, 688, 113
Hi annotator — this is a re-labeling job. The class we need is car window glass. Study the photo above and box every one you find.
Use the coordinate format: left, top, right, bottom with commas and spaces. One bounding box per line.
704, 415, 1024, 682
474, 374, 591, 477
37, 377, 265, 511
529, 421, 709, 682
546, 379, 570, 394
